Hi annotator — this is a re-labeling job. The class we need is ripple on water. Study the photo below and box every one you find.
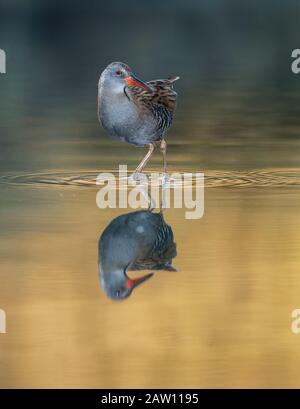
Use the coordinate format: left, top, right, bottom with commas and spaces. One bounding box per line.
0, 169, 299, 189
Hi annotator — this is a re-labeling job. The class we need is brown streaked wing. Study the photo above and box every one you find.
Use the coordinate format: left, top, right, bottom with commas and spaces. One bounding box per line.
125, 77, 179, 114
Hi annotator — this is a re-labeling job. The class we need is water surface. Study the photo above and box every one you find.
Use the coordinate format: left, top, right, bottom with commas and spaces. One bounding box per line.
1, 84, 300, 387
1, 2, 300, 383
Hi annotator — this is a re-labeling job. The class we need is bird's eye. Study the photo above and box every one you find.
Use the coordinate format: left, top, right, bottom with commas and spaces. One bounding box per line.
115, 70, 122, 76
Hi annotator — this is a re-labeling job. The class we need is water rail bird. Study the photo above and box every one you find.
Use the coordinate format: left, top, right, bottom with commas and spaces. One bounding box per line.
98, 210, 177, 300
98, 62, 179, 179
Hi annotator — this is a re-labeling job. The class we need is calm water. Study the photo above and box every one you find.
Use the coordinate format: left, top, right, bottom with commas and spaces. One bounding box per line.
1, 78, 300, 387
0, 85, 300, 387
2, 0, 300, 389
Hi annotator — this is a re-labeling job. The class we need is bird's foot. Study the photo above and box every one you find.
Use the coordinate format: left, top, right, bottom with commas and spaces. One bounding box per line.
128, 171, 149, 184
159, 172, 173, 184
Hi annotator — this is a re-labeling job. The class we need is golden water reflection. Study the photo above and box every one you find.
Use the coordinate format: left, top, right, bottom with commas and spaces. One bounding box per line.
0, 181, 300, 387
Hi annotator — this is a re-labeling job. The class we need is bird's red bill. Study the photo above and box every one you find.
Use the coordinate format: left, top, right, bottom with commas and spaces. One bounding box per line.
125, 76, 149, 90
125, 273, 154, 289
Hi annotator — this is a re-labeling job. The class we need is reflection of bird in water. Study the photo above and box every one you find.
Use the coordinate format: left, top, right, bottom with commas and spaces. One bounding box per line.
98, 62, 179, 179
98, 210, 177, 300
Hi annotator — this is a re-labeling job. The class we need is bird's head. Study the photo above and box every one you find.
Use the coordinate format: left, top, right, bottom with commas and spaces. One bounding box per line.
99, 62, 152, 93
100, 265, 154, 301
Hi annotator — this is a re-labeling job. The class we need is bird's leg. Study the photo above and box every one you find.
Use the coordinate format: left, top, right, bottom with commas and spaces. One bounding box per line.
138, 184, 156, 210
160, 139, 167, 174
160, 175, 167, 212
131, 143, 155, 180
160, 139, 170, 181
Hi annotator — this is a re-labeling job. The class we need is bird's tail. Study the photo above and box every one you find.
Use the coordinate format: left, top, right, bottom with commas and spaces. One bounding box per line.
168, 76, 180, 82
